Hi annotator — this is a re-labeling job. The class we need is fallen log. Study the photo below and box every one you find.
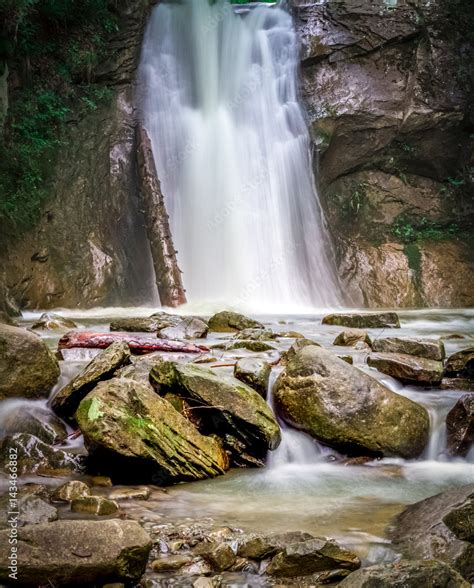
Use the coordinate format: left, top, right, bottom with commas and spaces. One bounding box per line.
58, 331, 209, 355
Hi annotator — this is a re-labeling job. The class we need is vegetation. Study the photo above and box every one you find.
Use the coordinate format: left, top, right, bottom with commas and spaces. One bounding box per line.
0, 0, 117, 239
391, 216, 465, 244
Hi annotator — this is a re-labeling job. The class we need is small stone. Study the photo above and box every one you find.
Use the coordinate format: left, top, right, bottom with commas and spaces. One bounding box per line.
52, 481, 91, 503
337, 355, 353, 364
277, 331, 305, 338
108, 486, 151, 501
194, 542, 236, 571
238, 531, 314, 559
71, 496, 119, 516
32, 312, 77, 331
225, 340, 276, 352
234, 328, 276, 341
151, 555, 193, 572
333, 329, 371, 347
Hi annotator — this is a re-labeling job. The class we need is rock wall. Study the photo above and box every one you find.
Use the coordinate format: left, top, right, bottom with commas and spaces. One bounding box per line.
292, 0, 474, 307
0, 0, 156, 311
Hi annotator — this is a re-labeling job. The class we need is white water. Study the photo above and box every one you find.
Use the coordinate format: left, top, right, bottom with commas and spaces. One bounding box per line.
139, 0, 340, 309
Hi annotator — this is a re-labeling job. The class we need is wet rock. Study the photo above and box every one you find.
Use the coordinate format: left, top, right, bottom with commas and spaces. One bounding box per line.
333, 329, 371, 348
149, 311, 183, 327
0, 519, 152, 585
52, 341, 131, 421
151, 555, 193, 572
194, 542, 236, 571
71, 495, 120, 516
446, 394, 474, 458
0, 324, 60, 400
266, 537, 360, 577
52, 481, 91, 503
274, 345, 429, 458
150, 361, 281, 465
90, 476, 113, 487
237, 531, 314, 559
208, 311, 264, 332
225, 340, 276, 352
233, 328, 276, 341
17, 497, 58, 526
338, 355, 354, 365
446, 348, 474, 379
441, 379, 474, 392
0, 401, 67, 444
368, 352, 444, 385
338, 560, 470, 587
110, 317, 167, 332
76, 378, 228, 483
443, 493, 474, 543
390, 485, 474, 581
234, 357, 271, 398
0, 311, 16, 326
32, 312, 77, 331
281, 338, 321, 364
158, 317, 208, 340
108, 486, 151, 501
372, 336, 445, 361
322, 313, 400, 329
0, 433, 81, 476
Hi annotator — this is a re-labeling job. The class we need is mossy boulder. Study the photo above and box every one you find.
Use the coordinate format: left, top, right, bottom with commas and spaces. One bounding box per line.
372, 336, 445, 361
208, 311, 264, 332
322, 312, 400, 329
76, 378, 228, 484
390, 485, 474, 582
339, 560, 470, 587
274, 346, 429, 458
51, 341, 131, 421
234, 358, 271, 398
0, 324, 60, 400
0, 519, 152, 585
368, 352, 444, 385
150, 360, 281, 464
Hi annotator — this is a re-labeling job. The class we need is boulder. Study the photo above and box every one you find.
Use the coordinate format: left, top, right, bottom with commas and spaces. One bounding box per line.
322, 313, 400, 329
274, 346, 429, 458
225, 340, 276, 352
158, 317, 208, 340
0, 324, 60, 400
76, 378, 228, 484
110, 317, 173, 332
233, 328, 276, 341
281, 338, 321, 364
0, 401, 67, 444
52, 481, 91, 503
446, 348, 474, 378
390, 485, 474, 582
368, 352, 444, 385
338, 560, 470, 587
266, 538, 360, 577
333, 329, 371, 347
0, 519, 152, 585
237, 531, 314, 559
446, 394, 473, 457
0, 433, 81, 476
51, 341, 131, 421
71, 496, 120, 516
234, 358, 271, 398
150, 361, 281, 465
372, 336, 445, 361
208, 311, 264, 332
31, 312, 77, 331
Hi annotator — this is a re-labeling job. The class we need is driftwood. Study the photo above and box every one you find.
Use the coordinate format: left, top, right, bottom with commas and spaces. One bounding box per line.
58, 331, 208, 354
136, 123, 187, 307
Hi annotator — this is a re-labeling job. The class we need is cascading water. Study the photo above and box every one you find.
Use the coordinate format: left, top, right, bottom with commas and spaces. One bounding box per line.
139, 0, 340, 310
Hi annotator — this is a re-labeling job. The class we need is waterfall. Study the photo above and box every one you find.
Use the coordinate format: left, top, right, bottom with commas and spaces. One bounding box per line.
138, 0, 340, 310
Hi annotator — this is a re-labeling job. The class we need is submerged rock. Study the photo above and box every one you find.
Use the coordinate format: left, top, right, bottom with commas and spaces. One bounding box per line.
274, 345, 429, 458
76, 378, 228, 483
446, 394, 473, 458
208, 311, 264, 332
234, 357, 271, 398
390, 485, 474, 582
158, 317, 208, 340
338, 560, 470, 587
0, 401, 67, 445
32, 312, 77, 331
150, 360, 281, 465
0, 324, 60, 400
333, 329, 371, 347
266, 537, 360, 577
372, 336, 445, 361
446, 347, 474, 379
51, 341, 131, 421
0, 519, 152, 585
322, 312, 400, 329
368, 352, 444, 385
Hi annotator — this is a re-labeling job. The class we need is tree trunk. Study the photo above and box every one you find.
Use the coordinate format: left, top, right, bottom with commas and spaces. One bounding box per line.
136, 123, 186, 307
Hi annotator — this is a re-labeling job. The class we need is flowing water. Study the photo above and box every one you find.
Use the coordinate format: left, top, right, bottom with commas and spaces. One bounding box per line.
138, 0, 340, 309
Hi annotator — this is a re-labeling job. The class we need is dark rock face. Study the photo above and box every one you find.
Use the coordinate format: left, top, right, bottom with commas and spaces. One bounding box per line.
0, 519, 152, 586
446, 348, 474, 378
292, 0, 474, 308
390, 485, 474, 582
446, 394, 473, 458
